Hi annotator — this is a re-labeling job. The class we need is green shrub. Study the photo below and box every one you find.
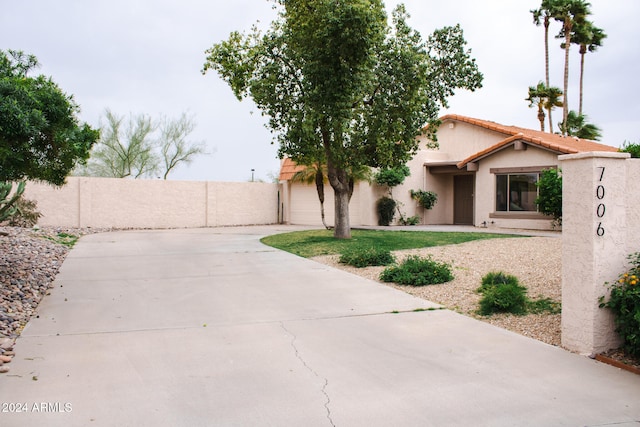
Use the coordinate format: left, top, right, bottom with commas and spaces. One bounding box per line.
620, 141, 640, 158
377, 196, 396, 226
535, 168, 562, 226
600, 252, 640, 358
410, 189, 438, 210
477, 271, 518, 291
477, 272, 528, 315
399, 215, 420, 226
339, 247, 395, 268
477, 272, 560, 316
380, 255, 453, 286
374, 166, 410, 187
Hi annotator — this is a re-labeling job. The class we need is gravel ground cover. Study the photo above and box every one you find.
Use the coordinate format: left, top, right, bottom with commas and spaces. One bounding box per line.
313, 237, 563, 345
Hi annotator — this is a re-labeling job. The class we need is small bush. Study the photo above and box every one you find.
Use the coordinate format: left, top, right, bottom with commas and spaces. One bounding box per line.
399, 215, 420, 226
339, 247, 395, 268
620, 141, 640, 158
535, 168, 562, 226
410, 189, 438, 210
477, 272, 560, 316
600, 252, 640, 358
380, 255, 453, 286
477, 271, 518, 292
478, 284, 528, 316
374, 166, 410, 187
477, 272, 527, 315
377, 196, 396, 226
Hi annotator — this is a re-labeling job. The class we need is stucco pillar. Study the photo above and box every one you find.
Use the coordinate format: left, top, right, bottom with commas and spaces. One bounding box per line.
559, 152, 629, 355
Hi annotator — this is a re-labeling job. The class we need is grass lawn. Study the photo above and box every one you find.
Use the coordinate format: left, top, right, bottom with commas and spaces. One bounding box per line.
260, 229, 522, 258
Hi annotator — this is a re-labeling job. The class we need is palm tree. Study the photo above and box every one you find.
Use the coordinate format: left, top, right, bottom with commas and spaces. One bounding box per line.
292, 162, 330, 229
543, 85, 564, 133
531, 0, 562, 88
559, 110, 602, 140
526, 83, 548, 132
552, 0, 591, 134
570, 21, 606, 115
532, 0, 568, 132
526, 82, 563, 133
291, 162, 372, 230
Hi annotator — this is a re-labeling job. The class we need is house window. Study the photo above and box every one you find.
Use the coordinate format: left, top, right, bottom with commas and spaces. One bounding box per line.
495, 173, 538, 212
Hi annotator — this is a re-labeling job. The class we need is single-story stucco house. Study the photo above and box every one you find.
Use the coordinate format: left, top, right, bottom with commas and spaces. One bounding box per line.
278, 114, 619, 231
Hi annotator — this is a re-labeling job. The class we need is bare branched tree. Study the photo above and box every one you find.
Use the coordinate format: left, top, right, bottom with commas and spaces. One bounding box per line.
159, 113, 206, 180
77, 110, 208, 179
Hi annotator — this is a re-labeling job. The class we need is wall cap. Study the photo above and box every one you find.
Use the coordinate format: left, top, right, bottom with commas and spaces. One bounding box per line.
559, 151, 629, 162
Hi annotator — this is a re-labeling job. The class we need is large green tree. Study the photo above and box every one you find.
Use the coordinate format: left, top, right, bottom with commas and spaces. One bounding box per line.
203, 0, 482, 238
0, 50, 98, 185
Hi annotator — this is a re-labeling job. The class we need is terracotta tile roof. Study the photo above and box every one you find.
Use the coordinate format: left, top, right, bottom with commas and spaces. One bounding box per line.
438, 114, 620, 169
279, 158, 306, 181
281, 115, 619, 179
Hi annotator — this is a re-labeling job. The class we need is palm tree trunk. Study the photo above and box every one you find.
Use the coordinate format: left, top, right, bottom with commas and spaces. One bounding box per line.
319, 202, 328, 229
538, 106, 546, 132
314, 168, 329, 230
562, 19, 572, 135
544, 16, 550, 87
544, 16, 554, 133
579, 47, 586, 116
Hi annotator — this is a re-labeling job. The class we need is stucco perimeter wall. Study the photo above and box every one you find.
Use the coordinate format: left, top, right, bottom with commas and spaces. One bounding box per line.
284, 181, 381, 227
24, 177, 279, 229
560, 152, 639, 355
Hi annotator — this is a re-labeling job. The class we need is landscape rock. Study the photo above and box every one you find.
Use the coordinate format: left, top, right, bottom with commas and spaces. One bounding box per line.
0, 338, 15, 350
0, 226, 106, 373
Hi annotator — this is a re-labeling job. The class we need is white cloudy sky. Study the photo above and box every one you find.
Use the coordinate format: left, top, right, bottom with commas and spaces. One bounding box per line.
2, 1, 638, 182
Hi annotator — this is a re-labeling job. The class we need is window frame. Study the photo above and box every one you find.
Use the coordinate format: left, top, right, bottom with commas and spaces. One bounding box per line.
489, 166, 557, 220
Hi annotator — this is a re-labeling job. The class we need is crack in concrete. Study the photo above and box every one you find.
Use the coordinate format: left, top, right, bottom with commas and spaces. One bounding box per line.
281, 322, 335, 427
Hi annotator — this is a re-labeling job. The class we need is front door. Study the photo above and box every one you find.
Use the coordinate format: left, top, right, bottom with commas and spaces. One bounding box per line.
454, 175, 474, 225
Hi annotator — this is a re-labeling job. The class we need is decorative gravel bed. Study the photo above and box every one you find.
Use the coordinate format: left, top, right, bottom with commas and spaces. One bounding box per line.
313, 237, 563, 345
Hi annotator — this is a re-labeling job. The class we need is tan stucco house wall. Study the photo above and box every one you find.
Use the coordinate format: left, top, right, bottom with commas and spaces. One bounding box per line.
279, 115, 619, 231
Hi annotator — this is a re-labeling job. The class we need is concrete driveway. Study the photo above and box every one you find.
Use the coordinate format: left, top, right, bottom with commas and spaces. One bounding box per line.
0, 226, 638, 427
